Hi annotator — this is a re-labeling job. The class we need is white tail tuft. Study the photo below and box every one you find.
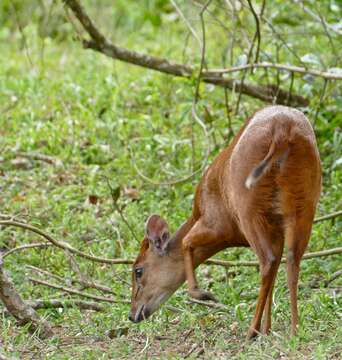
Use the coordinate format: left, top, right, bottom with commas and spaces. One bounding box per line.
245, 175, 255, 189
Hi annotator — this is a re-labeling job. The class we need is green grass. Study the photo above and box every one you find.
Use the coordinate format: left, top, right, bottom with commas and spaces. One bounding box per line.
0, 1, 341, 359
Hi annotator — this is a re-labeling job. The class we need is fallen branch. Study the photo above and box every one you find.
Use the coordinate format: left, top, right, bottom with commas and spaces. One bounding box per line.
62, 0, 309, 107
209, 63, 342, 80
16, 152, 63, 167
28, 277, 129, 304
0, 257, 53, 339
27, 299, 104, 311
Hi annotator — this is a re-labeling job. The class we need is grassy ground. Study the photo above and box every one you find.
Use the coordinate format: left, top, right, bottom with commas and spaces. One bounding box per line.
0, 1, 341, 359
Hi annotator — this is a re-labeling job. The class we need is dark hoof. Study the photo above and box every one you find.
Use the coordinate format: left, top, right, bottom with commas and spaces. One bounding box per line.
189, 288, 218, 302
246, 327, 260, 340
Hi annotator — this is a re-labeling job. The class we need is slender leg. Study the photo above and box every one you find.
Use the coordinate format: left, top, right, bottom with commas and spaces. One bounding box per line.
239, 218, 284, 339
261, 240, 284, 334
261, 255, 282, 334
247, 255, 279, 339
286, 219, 312, 336
182, 221, 221, 301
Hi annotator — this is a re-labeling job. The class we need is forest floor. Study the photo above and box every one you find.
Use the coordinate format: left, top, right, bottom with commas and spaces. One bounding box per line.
0, 1, 341, 359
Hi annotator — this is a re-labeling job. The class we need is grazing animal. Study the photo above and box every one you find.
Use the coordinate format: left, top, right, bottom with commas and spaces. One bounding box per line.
129, 105, 321, 338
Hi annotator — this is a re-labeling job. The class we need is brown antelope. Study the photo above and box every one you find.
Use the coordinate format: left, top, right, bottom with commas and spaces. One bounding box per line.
129, 105, 321, 338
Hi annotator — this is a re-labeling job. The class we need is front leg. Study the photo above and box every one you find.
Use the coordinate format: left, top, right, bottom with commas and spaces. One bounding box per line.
182, 221, 220, 302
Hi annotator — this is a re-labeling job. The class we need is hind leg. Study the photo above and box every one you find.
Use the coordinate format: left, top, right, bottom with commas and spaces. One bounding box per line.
285, 215, 313, 336
242, 219, 284, 339
261, 240, 283, 335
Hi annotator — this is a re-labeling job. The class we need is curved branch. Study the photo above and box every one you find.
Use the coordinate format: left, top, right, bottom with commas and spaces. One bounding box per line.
3, 243, 52, 258
0, 220, 133, 265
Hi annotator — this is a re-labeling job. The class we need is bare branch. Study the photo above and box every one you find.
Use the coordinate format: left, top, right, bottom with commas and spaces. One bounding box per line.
324, 269, 342, 287
314, 210, 342, 223
314, 79, 329, 124
0, 257, 53, 338
298, 1, 342, 36
27, 265, 114, 295
29, 277, 129, 304
208, 63, 342, 80
170, 0, 201, 47
3, 243, 52, 258
187, 298, 229, 310
62, 0, 308, 107
190, 0, 211, 173
246, 0, 262, 64
0, 220, 132, 265
104, 178, 139, 242
27, 299, 105, 311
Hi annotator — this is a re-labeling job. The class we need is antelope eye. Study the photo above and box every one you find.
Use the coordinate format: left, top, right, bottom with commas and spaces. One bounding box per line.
162, 231, 169, 242
135, 267, 144, 279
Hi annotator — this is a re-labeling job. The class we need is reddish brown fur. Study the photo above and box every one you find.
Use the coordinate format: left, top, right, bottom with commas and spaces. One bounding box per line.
130, 105, 321, 338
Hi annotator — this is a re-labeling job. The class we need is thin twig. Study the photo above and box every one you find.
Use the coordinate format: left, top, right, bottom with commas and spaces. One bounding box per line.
104, 178, 139, 242
0, 220, 132, 265
27, 299, 105, 311
208, 63, 342, 80
28, 277, 129, 304
246, 0, 261, 65
11, 3, 34, 68
170, 0, 201, 47
298, 1, 342, 36
190, 0, 211, 173
187, 298, 228, 310
3, 243, 52, 258
234, 0, 262, 114
313, 210, 342, 223
314, 79, 329, 124
324, 269, 342, 287
27, 265, 113, 295
262, 17, 305, 66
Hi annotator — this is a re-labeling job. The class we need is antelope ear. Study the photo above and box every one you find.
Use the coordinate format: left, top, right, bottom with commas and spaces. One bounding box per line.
145, 214, 170, 256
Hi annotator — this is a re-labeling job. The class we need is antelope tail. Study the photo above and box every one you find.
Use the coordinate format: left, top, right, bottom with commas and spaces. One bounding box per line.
245, 138, 289, 189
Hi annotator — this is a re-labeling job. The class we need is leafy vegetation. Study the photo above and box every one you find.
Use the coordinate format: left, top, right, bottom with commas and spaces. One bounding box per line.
0, 0, 341, 358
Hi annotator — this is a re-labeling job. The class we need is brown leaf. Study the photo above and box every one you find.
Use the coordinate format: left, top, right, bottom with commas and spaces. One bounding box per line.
88, 195, 99, 205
